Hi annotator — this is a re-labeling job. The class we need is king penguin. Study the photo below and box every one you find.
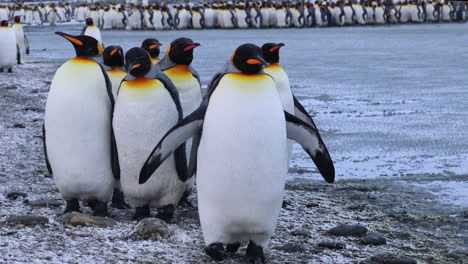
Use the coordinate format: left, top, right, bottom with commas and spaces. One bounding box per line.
113, 47, 188, 221
138, 43, 335, 263
12, 16, 29, 65
44, 32, 118, 216
0, 20, 16, 73
82, 17, 103, 45
141, 38, 162, 64
103, 46, 125, 105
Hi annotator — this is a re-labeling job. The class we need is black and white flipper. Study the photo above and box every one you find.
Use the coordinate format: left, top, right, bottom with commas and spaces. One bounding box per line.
285, 111, 335, 183
293, 95, 318, 131
139, 103, 207, 184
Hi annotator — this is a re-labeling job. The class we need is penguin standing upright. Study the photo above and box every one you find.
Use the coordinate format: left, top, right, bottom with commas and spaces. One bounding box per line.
12, 16, 29, 65
0, 20, 17, 73
113, 47, 188, 221
139, 43, 335, 263
44, 33, 118, 216
103, 45, 125, 99
82, 18, 103, 45
141, 38, 162, 64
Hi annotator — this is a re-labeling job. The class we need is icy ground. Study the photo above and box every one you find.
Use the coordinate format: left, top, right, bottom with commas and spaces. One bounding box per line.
0, 24, 467, 263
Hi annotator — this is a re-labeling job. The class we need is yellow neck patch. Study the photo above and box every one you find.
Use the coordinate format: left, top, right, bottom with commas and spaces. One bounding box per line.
151, 58, 160, 64
70, 57, 95, 64
124, 77, 160, 90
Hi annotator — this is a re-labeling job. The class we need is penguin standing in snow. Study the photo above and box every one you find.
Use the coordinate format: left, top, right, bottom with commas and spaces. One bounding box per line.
139, 43, 335, 263
141, 38, 162, 64
0, 20, 17, 73
44, 32, 118, 216
82, 17, 103, 45
12, 16, 29, 65
113, 47, 188, 221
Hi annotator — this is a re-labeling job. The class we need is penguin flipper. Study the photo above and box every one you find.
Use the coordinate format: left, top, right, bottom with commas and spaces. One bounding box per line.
16, 45, 21, 64
188, 130, 201, 178
42, 124, 53, 176
284, 111, 335, 183
139, 103, 207, 184
293, 95, 318, 131
24, 35, 30, 55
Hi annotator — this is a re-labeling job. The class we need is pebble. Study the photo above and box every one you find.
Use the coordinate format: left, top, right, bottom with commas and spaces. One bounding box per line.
361, 232, 387, 246
24, 199, 63, 208
317, 241, 346, 250
130, 218, 170, 240
6, 191, 28, 200
327, 224, 368, 237
6, 215, 48, 226
273, 243, 306, 253
4, 85, 17, 90
59, 212, 116, 227
12, 123, 25, 129
290, 229, 310, 237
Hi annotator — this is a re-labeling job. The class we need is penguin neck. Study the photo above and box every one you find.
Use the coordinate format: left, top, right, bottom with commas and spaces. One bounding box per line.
151, 57, 159, 64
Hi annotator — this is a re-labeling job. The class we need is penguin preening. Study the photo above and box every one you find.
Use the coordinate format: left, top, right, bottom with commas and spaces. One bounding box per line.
44, 32, 118, 216
0, 20, 16, 73
139, 43, 335, 262
113, 47, 188, 221
141, 38, 162, 64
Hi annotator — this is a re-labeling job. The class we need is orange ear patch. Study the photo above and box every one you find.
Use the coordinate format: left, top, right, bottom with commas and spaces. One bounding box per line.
269, 46, 281, 52
132, 64, 142, 69
110, 48, 119, 56
149, 44, 159, 49
63, 35, 83, 46
247, 59, 262, 65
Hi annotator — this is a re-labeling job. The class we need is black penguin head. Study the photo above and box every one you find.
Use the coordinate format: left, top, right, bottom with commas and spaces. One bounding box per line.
14, 16, 21, 23
167, 38, 200, 65
261, 43, 285, 64
103, 46, 124, 68
55, 32, 103, 58
231, 44, 267, 74
0, 20, 8, 27
141, 38, 162, 59
125, 47, 152, 77
86, 17, 94, 26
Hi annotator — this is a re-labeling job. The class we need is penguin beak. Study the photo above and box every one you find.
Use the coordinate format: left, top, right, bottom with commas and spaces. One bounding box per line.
149, 43, 161, 49
247, 56, 267, 66
269, 43, 285, 52
55, 32, 83, 46
183, 43, 200, 52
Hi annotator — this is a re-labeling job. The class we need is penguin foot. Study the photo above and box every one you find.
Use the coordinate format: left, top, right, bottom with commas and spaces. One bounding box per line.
204, 243, 226, 261
132, 205, 150, 221
7, 68, 12, 73
64, 199, 81, 214
179, 193, 194, 208
88, 201, 110, 217
0, 68, 3, 73
246, 241, 267, 264
226, 242, 241, 253
156, 204, 175, 222
111, 189, 130, 209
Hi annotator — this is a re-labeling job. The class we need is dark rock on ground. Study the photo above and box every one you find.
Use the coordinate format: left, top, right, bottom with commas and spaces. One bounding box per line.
305, 202, 319, 208
130, 218, 170, 240
59, 212, 116, 227
361, 253, 417, 264
4, 85, 17, 90
24, 107, 44, 113
291, 229, 310, 237
12, 123, 26, 128
327, 224, 368, 237
361, 232, 387, 245
273, 243, 306, 253
317, 241, 346, 250
6, 215, 48, 226
24, 199, 62, 208
6, 191, 28, 200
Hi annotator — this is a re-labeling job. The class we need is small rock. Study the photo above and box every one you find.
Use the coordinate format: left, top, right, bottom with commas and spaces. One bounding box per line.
274, 243, 306, 253
368, 253, 417, 264
59, 212, 115, 227
305, 202, 319, 208
317, 241, 345, 250
6, 191, 28, 200
291, 229, 310, 237
463, 211, 468, 218
4, 85, 17, 90
361, 232, 387, 245
131, 218, 170, 239
327, 224, 368, 237
282, 200, 291, 208
6, 215, 48, 226
24, 199, 62, 208
12, 123, 25, 129
24, 107, 44, 113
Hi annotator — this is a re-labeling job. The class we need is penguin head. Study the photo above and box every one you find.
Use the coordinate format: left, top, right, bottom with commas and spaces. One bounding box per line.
231, 43, 267, 74
261, 43, 285, 64
103, 46, 124, 68
141, 38, 162, 59
0, 20, 8, 27
125, 47, 152, 77
86, 18, 94, 26
14, 16, 21, 23
167, 38, 200, 65
55, 32, 103, 58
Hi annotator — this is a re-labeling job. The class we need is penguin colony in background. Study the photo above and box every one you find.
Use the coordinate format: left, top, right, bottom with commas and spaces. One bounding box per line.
40, 16, 335, 260
0, 17, 29, 73
1, 0, 466, 29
